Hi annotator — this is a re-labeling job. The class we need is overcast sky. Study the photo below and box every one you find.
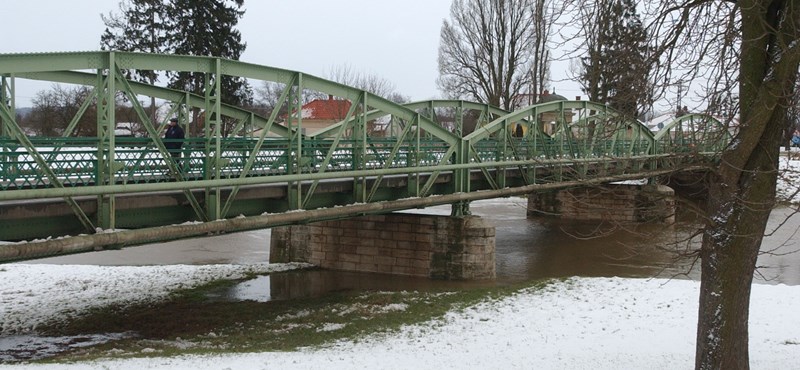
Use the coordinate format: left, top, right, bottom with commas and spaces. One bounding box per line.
4, 0, 582, 107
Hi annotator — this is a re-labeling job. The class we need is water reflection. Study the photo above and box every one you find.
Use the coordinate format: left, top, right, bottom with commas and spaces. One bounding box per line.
0, 333, 133, 362
458, 199, 699, 282
520, 221, 701, 279
757, 207, 800, 285
480, 198, 800, 285
214, 269, 496, 303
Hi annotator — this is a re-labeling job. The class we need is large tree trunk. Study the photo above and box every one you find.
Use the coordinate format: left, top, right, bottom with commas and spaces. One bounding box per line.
696, 113, 781, 368
695, 1, 800, 369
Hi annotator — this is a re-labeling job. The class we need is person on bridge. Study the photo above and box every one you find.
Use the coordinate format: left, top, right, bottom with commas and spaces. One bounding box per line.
165, 117, 185, 167
792, 129, 800, 148
514, 123, 524, 138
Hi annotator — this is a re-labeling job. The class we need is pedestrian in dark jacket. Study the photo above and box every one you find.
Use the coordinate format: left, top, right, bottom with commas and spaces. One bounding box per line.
165, 117, 185, 159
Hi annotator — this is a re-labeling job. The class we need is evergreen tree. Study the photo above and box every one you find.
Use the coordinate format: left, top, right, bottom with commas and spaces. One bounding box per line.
580, 0, 651, 118
101, 0, 171, 83
101, 0, 171, 122
167, 0, 252, 136
166, 0, 251, 105
102, 0, 252, 135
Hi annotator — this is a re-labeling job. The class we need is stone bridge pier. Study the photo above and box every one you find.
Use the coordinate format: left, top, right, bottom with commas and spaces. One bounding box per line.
526, 184, 676, 223
270, 214, 496, 280
271, 184, 674, 280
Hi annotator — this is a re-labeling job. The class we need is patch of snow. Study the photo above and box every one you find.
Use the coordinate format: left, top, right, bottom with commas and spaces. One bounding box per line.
377, 303, 409, 313
316, 323, 346, 332
0, 263, 307, 335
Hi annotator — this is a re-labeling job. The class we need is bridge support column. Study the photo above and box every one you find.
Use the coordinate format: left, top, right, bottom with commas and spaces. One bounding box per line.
270, 214, 496, 280
527, 184, 675, 223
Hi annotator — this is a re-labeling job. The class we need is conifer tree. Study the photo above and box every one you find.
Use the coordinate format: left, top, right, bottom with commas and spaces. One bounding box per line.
101, 0, 171, 122
167, 0, 252, 135
101, 0, 171, 81
167, 0, 251, 105
580, 0, 651, 118
102, 0, 252, 135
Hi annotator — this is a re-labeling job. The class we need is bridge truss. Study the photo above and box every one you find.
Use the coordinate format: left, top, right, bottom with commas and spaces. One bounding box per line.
0, 51, 731, 250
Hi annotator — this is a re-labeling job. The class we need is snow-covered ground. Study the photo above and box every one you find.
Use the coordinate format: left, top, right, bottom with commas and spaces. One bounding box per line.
1, 151, 799, 369
778, 151, 800, 203
0, 273, 798, 370
0, 263, 308, 335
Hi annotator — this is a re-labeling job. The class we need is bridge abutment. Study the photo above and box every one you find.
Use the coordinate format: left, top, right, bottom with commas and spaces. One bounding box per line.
526, 184, 675, 223
270, 214, 496, 280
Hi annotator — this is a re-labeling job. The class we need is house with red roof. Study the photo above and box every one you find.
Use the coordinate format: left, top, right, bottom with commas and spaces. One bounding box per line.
250, 95, 354, 137
296, 95, 352, 135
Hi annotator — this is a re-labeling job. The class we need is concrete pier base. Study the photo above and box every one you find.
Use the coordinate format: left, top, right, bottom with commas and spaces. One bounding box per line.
527, 184, 675, 223
270, 213, 495, 280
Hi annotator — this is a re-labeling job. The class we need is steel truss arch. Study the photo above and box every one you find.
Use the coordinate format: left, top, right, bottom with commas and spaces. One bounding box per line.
460, 100, 657, 190
310, 100, 540, 141
0, 51, 723, 245
307, 100, 539, 207
653, 114, 732, 153
0, 51, 461, 228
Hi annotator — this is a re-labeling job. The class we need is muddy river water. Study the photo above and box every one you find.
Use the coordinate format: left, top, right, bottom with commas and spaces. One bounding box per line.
27, 198, 800, 292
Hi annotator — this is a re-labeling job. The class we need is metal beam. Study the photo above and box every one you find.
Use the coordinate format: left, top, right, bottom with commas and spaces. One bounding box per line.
0, 165, 710, 263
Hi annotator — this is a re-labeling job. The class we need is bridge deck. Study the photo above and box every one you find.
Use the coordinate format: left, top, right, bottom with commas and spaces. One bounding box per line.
0, 51, 729, 261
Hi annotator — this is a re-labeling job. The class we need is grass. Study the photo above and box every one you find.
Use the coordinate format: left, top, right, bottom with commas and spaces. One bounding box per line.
32, 273, 549, 363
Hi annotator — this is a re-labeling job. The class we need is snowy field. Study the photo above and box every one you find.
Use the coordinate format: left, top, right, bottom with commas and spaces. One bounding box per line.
0, 151, 799, 369
0, 273, 798, 370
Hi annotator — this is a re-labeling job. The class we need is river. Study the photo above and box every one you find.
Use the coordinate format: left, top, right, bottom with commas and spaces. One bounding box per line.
26, 198, 800, 299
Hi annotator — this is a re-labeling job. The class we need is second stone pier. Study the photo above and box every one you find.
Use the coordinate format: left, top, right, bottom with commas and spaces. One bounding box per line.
270, 213, 496, 280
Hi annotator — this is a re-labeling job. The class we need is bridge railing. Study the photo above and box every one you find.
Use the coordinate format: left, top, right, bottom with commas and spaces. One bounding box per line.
1, 137, 99, 189
470, 138, 656, 162
0, 131, 723, 191
0, 136, 463, 190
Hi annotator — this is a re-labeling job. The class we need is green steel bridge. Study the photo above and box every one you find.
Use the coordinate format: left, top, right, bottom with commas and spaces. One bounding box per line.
0, 51, 730, 261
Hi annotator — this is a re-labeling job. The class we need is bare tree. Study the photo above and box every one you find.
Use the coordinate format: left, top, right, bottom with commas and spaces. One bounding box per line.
643, 1, 800, 368
255, 65, 409, 121
254, 82, 329, 122
255, 82, 290, 117
26, 85, 97, 137
528, 0, 554, 106
437, 0, 537, 110
324, 64, 409, 103
555, 0, 799, 366
784, 79, 800, 151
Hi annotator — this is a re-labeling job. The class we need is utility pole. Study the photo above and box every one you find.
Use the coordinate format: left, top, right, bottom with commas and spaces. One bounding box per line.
676, 81, 685, 117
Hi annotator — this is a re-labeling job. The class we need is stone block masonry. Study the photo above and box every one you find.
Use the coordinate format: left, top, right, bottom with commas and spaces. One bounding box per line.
526, 184, 675, 223
270, 214, 496, 280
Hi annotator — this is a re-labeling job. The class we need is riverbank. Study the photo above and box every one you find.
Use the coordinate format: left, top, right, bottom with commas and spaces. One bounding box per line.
0, 149, 799, 368
0, 267, 798, 369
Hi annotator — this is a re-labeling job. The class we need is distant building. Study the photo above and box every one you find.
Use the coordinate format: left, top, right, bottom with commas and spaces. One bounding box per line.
250, 95, 353, 137
535, 90, 574, 135
114, 122, 138, 137
645, 113, 675, 132
296, 95, 352, 135
506, 90, 577, 136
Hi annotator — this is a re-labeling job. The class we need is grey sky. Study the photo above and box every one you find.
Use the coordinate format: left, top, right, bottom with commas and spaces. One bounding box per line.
4, 0, 581, 106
